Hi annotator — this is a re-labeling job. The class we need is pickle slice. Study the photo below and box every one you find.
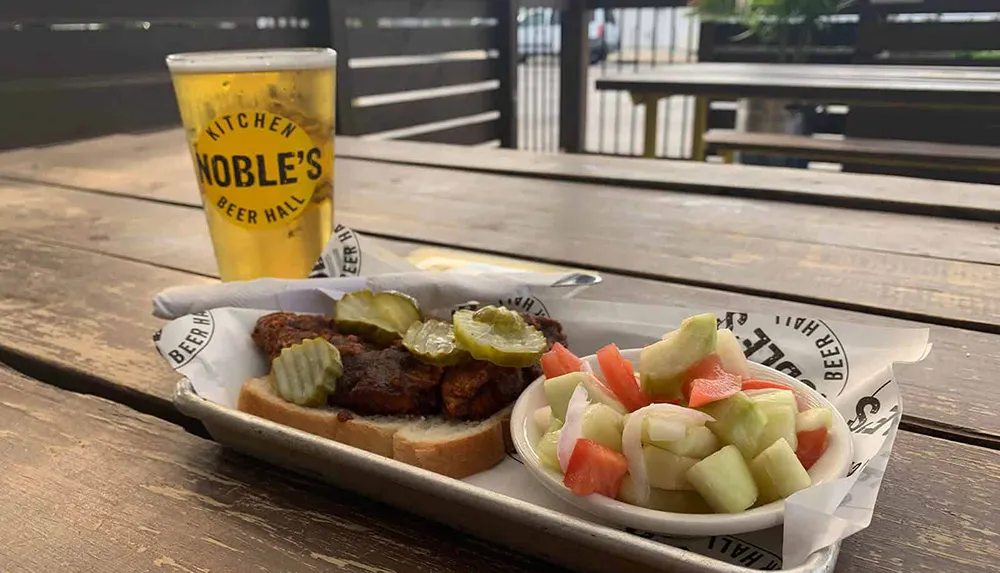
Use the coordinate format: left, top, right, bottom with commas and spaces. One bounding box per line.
334, 290, 422, 344
402, 319, 469, 366
452, 306, 547, 367
271, 337, 343, 406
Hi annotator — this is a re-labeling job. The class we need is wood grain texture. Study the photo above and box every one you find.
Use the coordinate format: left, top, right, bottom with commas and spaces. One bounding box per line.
334, 138, 1000, 222
0, 366, 996, 573
7, 130, 1000, 221
5, 159, 1000, 332
835, 431, 1000, 573
0, 366, 564, 573
703, 130, 1000, 169
595, 63, 1000, 107
0, 234, 214, 414
0, 190, 997, 444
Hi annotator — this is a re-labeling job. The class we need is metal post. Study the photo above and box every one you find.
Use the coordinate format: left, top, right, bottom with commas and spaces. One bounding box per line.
326, 0, 356, 136
494, 0, 519, 148
559, 0, 588, 153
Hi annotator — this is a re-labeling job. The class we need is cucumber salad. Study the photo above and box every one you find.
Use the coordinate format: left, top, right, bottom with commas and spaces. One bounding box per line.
533, 313, 834, 514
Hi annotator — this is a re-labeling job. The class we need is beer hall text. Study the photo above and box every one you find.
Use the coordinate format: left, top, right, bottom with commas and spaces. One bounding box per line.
193, 110, 326, 227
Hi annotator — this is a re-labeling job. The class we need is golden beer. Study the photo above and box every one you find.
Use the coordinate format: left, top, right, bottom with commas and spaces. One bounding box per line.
166, 49, 336, 281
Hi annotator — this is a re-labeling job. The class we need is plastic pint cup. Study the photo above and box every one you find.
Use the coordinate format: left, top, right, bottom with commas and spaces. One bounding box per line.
166, 48, 337, 281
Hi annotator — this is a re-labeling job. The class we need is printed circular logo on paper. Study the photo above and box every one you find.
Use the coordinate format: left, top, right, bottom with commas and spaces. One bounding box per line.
155, 311, 216, 369
194, 110, 325, 229
309, 224, 363, 278
718, 312, 850, 398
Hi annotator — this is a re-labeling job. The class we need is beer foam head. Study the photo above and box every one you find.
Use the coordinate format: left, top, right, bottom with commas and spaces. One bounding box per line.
166, 48, 337, 73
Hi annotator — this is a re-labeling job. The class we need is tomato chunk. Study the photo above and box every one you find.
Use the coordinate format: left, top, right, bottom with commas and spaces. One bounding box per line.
796, 427, 829, 470
596, 344, 651, 412
742, 379, 792, 391
563, 438, 629, 498
682, 354, 741, 408
541, 342, 584, 379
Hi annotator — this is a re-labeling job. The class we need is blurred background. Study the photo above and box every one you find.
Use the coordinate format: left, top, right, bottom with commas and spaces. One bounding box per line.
3, 1, 999, 182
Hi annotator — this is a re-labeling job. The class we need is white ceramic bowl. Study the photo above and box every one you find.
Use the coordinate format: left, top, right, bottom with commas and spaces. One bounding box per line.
510, 348, 852, 536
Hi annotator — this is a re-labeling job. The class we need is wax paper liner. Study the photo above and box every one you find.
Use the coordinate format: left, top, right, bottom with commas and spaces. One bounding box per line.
152, 230, 930, 570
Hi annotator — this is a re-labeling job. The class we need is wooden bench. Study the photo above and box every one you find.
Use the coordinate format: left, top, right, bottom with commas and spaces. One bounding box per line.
704, 130, 1000, 173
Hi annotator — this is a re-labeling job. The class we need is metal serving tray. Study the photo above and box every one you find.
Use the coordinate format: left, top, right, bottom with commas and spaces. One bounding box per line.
174, 379, 839, 573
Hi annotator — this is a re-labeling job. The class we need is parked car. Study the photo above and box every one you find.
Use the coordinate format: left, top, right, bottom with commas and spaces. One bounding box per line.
517, 8, 621, 64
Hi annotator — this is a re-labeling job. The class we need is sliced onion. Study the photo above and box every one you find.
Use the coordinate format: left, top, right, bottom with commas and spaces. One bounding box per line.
556, 385, 589, 472
621, 404, 717, 506
621, 407, 652, 506
644, 414, 687, 442
533, 406, 552, 434
642, 402, 716, 425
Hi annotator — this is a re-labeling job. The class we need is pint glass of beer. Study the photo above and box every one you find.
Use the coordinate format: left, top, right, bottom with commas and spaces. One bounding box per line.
166, 48, 336, 281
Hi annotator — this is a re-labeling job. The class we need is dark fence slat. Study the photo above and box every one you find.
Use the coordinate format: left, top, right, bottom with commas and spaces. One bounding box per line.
345, 0, 492, 21
349, 89, 500, 134
351, 59, 495, 97
0, 0, 317, 20
865, 22, 1000, 53
0, 81, 179, 150
348, 27, 494, 59
492, 0, 517, 148
709, 22, 857, 49
872, 0, 1000, 14
0, 29, 320, 81
400, 118, 500, 144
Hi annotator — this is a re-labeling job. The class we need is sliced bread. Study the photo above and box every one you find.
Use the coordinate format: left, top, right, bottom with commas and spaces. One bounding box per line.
237, 376, 513, 478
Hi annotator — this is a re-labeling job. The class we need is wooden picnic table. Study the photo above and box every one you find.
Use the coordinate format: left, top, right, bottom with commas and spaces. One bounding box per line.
0, 130, 998, 572
595, 62, 1000, 159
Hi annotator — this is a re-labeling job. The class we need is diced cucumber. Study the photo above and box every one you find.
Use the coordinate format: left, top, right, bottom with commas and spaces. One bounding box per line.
749, 438, 812, 503
700, 392, 767, 459
643, 444, 698, 491
548, 416, 564, 433
645, 424, 721, 459
544, 371, 626, 421
617, 475, 712, 514
796, 407, 834, 433
544, 372, 584, 420
642, 413, 688, 443
639, 313, 717, 399
752, 390, 798, 452
581, 403, 625, 452
716, 328, 751, 378
536, 430, 561, 472
686, 445, 759, 513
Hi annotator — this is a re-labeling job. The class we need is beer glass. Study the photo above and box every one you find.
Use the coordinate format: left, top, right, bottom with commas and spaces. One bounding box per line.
166, 48, 336, 281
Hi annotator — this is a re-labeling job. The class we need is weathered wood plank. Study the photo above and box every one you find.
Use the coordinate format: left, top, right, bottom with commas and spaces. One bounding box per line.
1, 366, 996, 573
352, 59, 496, 97
349, 89, 500, 135
835, 431, 1000, 573
703, 130, 1000, 170
6, 129, 1000, 221
0, 366, 564, 573
0, 200, 997, 446
4, 132, 1000, 267
348, 27, 495, 59
596, 63, 1000, 108
8, 138, 999, 270
5, 162, 1000, 334
0, 234, 213, 415
335, 138, 1000, 222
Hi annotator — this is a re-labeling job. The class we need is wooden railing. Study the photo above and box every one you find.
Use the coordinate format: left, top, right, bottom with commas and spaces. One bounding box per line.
3, 0, 999, 171
0, 0, 516, 150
